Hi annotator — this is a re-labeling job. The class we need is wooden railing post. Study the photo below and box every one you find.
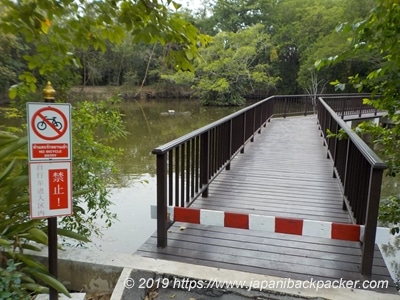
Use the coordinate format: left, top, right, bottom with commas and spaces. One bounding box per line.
200, 131, 210, 197
156, 153, 168, 248
250, 108, 255, 142
361, 167, 385, 275
226, 120, 233, 171
283, 97, 288, 118
304, 96, 308, 116
319, 96, 387, 275
342, 139, 351, 212
341, 98, 345, 119
153, 94, 385, 251
241, 113, 246, 153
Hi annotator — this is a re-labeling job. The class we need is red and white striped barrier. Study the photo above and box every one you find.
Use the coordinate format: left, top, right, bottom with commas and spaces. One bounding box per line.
151, 205, 391, 243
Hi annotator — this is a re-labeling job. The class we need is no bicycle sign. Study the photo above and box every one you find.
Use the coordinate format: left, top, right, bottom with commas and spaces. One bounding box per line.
27, 103, 72, 161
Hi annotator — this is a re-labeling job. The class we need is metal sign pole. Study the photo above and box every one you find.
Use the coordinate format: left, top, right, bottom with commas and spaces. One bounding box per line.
43, 82, 58, 300
48, 217, 58, 299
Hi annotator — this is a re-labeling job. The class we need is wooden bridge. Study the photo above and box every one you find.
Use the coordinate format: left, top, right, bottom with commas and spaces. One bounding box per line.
136, 94, 396, 293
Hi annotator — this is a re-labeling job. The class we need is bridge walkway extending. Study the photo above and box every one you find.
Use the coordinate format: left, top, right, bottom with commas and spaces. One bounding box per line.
136, 115, 396, 293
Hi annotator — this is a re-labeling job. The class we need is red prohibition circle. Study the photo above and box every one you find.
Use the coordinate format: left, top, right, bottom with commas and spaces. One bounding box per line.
31, 106, 68, 140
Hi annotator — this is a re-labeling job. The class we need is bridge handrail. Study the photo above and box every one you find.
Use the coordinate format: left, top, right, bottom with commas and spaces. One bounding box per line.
321, 94, 380, 119
152, 95, 274, 154
154, 93, 387, 277
152, 93, 359, 154
318, 96, 387, 275
319, 97, 386, 167
153, 95, 276, 248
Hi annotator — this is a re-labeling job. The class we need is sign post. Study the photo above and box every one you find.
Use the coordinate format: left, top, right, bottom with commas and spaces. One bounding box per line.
27, 82, 72, 300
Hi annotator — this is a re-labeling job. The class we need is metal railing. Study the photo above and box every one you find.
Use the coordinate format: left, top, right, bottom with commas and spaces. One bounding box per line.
153, 93, 386, 276
318, 96, 386, 275
153, 97, 271, 248
152, 95, 319, 248
322, 94, 379, 119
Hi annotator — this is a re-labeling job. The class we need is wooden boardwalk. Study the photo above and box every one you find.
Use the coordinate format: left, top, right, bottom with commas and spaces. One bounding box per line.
136, 115, 396, 293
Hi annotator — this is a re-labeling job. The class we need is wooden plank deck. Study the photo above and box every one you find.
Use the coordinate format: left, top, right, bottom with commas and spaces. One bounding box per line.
136, 115, 396, 293
193, 116, 349, 223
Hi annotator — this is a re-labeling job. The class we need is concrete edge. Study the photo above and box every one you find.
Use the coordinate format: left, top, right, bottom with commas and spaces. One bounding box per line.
29, 247, 398, 300
110, 268, 132, 300
123, 255, 399, 300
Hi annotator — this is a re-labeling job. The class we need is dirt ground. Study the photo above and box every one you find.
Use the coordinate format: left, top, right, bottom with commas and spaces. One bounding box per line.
85, 293, 112, 300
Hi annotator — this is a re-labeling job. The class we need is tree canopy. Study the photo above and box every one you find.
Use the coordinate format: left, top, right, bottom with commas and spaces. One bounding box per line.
164, 24, 279, 105
316, 0, 400, 233
0, 0, 210, 99
0, 0, 207, 297
1, 0, 400, 296
0, 0, 378, 105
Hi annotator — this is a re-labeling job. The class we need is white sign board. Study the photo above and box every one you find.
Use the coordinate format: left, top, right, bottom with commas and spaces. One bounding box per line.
27, 103, 72, 161
29, 161, 72, 219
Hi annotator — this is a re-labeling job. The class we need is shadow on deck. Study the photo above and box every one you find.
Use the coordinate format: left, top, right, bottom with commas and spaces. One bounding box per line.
136, 115, 396, 293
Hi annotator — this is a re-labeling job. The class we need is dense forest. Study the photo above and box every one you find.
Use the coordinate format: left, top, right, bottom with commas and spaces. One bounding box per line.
0, 0, 376, 106
1, 0, 400, 296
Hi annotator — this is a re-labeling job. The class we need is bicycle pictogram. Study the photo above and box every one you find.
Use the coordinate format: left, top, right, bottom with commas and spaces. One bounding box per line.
36, 116, 63, 131
28, 103, 71, 161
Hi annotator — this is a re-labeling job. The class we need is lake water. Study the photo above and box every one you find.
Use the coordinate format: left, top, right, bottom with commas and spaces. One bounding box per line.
85, 99, 241, 253
82, 99, 399, 289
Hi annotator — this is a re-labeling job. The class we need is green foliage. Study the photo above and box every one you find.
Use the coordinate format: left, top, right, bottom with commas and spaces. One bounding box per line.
0, 108, 25, 134
355, 120, 400, 234
273, 0, 375, 94
0, 0, 209, 97
326, 128, 348, 140
380, 196, 400, 235
0, 130, 73, 297
0, 0, 379, 100
59, 96, 127, 237
161, 70, 195, 87
0, 259, 31, 300
0, 96, 125, 296
192, 24, 279, 106
210, 0, 274, 33
317, 0, 400, 233
0, 30, 25, 95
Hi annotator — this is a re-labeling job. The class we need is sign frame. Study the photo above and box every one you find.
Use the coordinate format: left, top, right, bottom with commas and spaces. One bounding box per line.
29, 161, 73, 219
27, 102, 72, 161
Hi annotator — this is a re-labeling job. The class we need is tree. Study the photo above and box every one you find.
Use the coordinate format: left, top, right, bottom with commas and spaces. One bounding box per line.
317, 0, 400, 234
271, 0, 364, 94
0, 0, 209, 98
304, 70, 328, 113
0, 0, 207, 297
0, 32, 23, 96
298, 0, 376, 93
192, 24, 279, 105
210, 0, 274, 33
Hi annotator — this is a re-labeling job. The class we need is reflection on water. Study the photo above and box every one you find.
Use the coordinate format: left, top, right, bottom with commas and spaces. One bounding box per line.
114, 99, 241, 176
89, 100, 240, 252
85, 100, 400, 287
87, 174, 156, 253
